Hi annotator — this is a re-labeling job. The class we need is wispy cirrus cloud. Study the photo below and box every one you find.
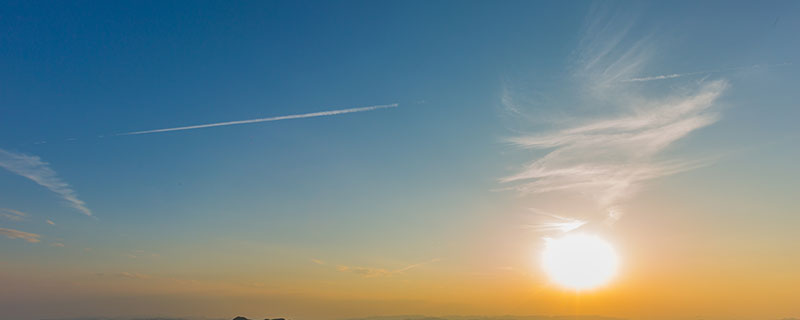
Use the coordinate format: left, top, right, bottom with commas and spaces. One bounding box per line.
503, 8, 728, 227
335, 265, 394, 278
0, 208, 27, 221
94, 272, 152, 280
314, 258, 441, 278
503, 80, 726, 205
0, 227, 41, 243
115, 272, 151, 280
521, 208, 588, 233
0, 148, 92, 217
119, 103, 398, 136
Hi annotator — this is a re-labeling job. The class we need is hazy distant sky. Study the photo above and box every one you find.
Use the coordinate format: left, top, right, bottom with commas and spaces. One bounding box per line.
1, 1, 799, 320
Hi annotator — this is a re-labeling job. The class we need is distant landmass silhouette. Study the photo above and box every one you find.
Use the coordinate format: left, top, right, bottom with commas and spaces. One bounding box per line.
230, 317, 626, 320
43, 315, 630, 320
36, 314, 800, 320
343, 316, 626, 320
232, 316, 627, 320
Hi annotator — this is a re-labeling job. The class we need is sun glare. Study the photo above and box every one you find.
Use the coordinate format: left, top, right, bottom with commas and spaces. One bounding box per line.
541, 234, 619, 290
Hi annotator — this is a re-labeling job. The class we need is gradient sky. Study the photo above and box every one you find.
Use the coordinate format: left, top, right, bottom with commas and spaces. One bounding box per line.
1, 1, 799, 320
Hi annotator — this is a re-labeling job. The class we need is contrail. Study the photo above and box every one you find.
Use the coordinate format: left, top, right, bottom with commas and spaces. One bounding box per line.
622, 63, 791, 82
118, 103, 399, 136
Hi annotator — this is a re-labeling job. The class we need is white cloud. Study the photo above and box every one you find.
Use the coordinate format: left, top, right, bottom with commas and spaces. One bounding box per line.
503, 80, 726, 206
0, 227, 41, 243
0, 148, 92, 216
503, 9, 727, 226
46, 219, 56, 226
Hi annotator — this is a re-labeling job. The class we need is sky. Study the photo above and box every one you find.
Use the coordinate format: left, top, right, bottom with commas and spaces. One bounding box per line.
1, 1, 799, 320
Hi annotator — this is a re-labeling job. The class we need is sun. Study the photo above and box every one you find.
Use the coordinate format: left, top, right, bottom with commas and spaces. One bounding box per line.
541, 233, 619, 290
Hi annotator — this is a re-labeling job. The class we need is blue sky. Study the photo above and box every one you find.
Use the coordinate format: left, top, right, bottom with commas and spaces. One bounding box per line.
1, 1, 576, 251
1, 1, 799, 319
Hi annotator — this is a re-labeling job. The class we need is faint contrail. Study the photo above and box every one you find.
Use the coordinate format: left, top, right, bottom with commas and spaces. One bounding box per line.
622, 63, 791, 82
118, 103, 399, 136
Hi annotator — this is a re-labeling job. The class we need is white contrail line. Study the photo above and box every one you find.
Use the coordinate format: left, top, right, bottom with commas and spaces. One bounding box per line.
118, 103, 399, 136
622, 63, 792, 82
622, 69, 722, 82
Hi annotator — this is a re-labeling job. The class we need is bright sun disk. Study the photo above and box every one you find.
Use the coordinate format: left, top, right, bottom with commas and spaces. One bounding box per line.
541, 233, 619, 290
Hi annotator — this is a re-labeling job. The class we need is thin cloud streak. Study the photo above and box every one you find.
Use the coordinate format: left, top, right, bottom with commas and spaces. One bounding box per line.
315, 258, 441, 278
119, 103, 399, 136
115, 272, 151, 280
623, 73, 684, 82
0, 148, 92, 217
0, 208, 27, 221
622, 63, 791, 82
522, 208, 587, 233
0, 227, 41, 243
